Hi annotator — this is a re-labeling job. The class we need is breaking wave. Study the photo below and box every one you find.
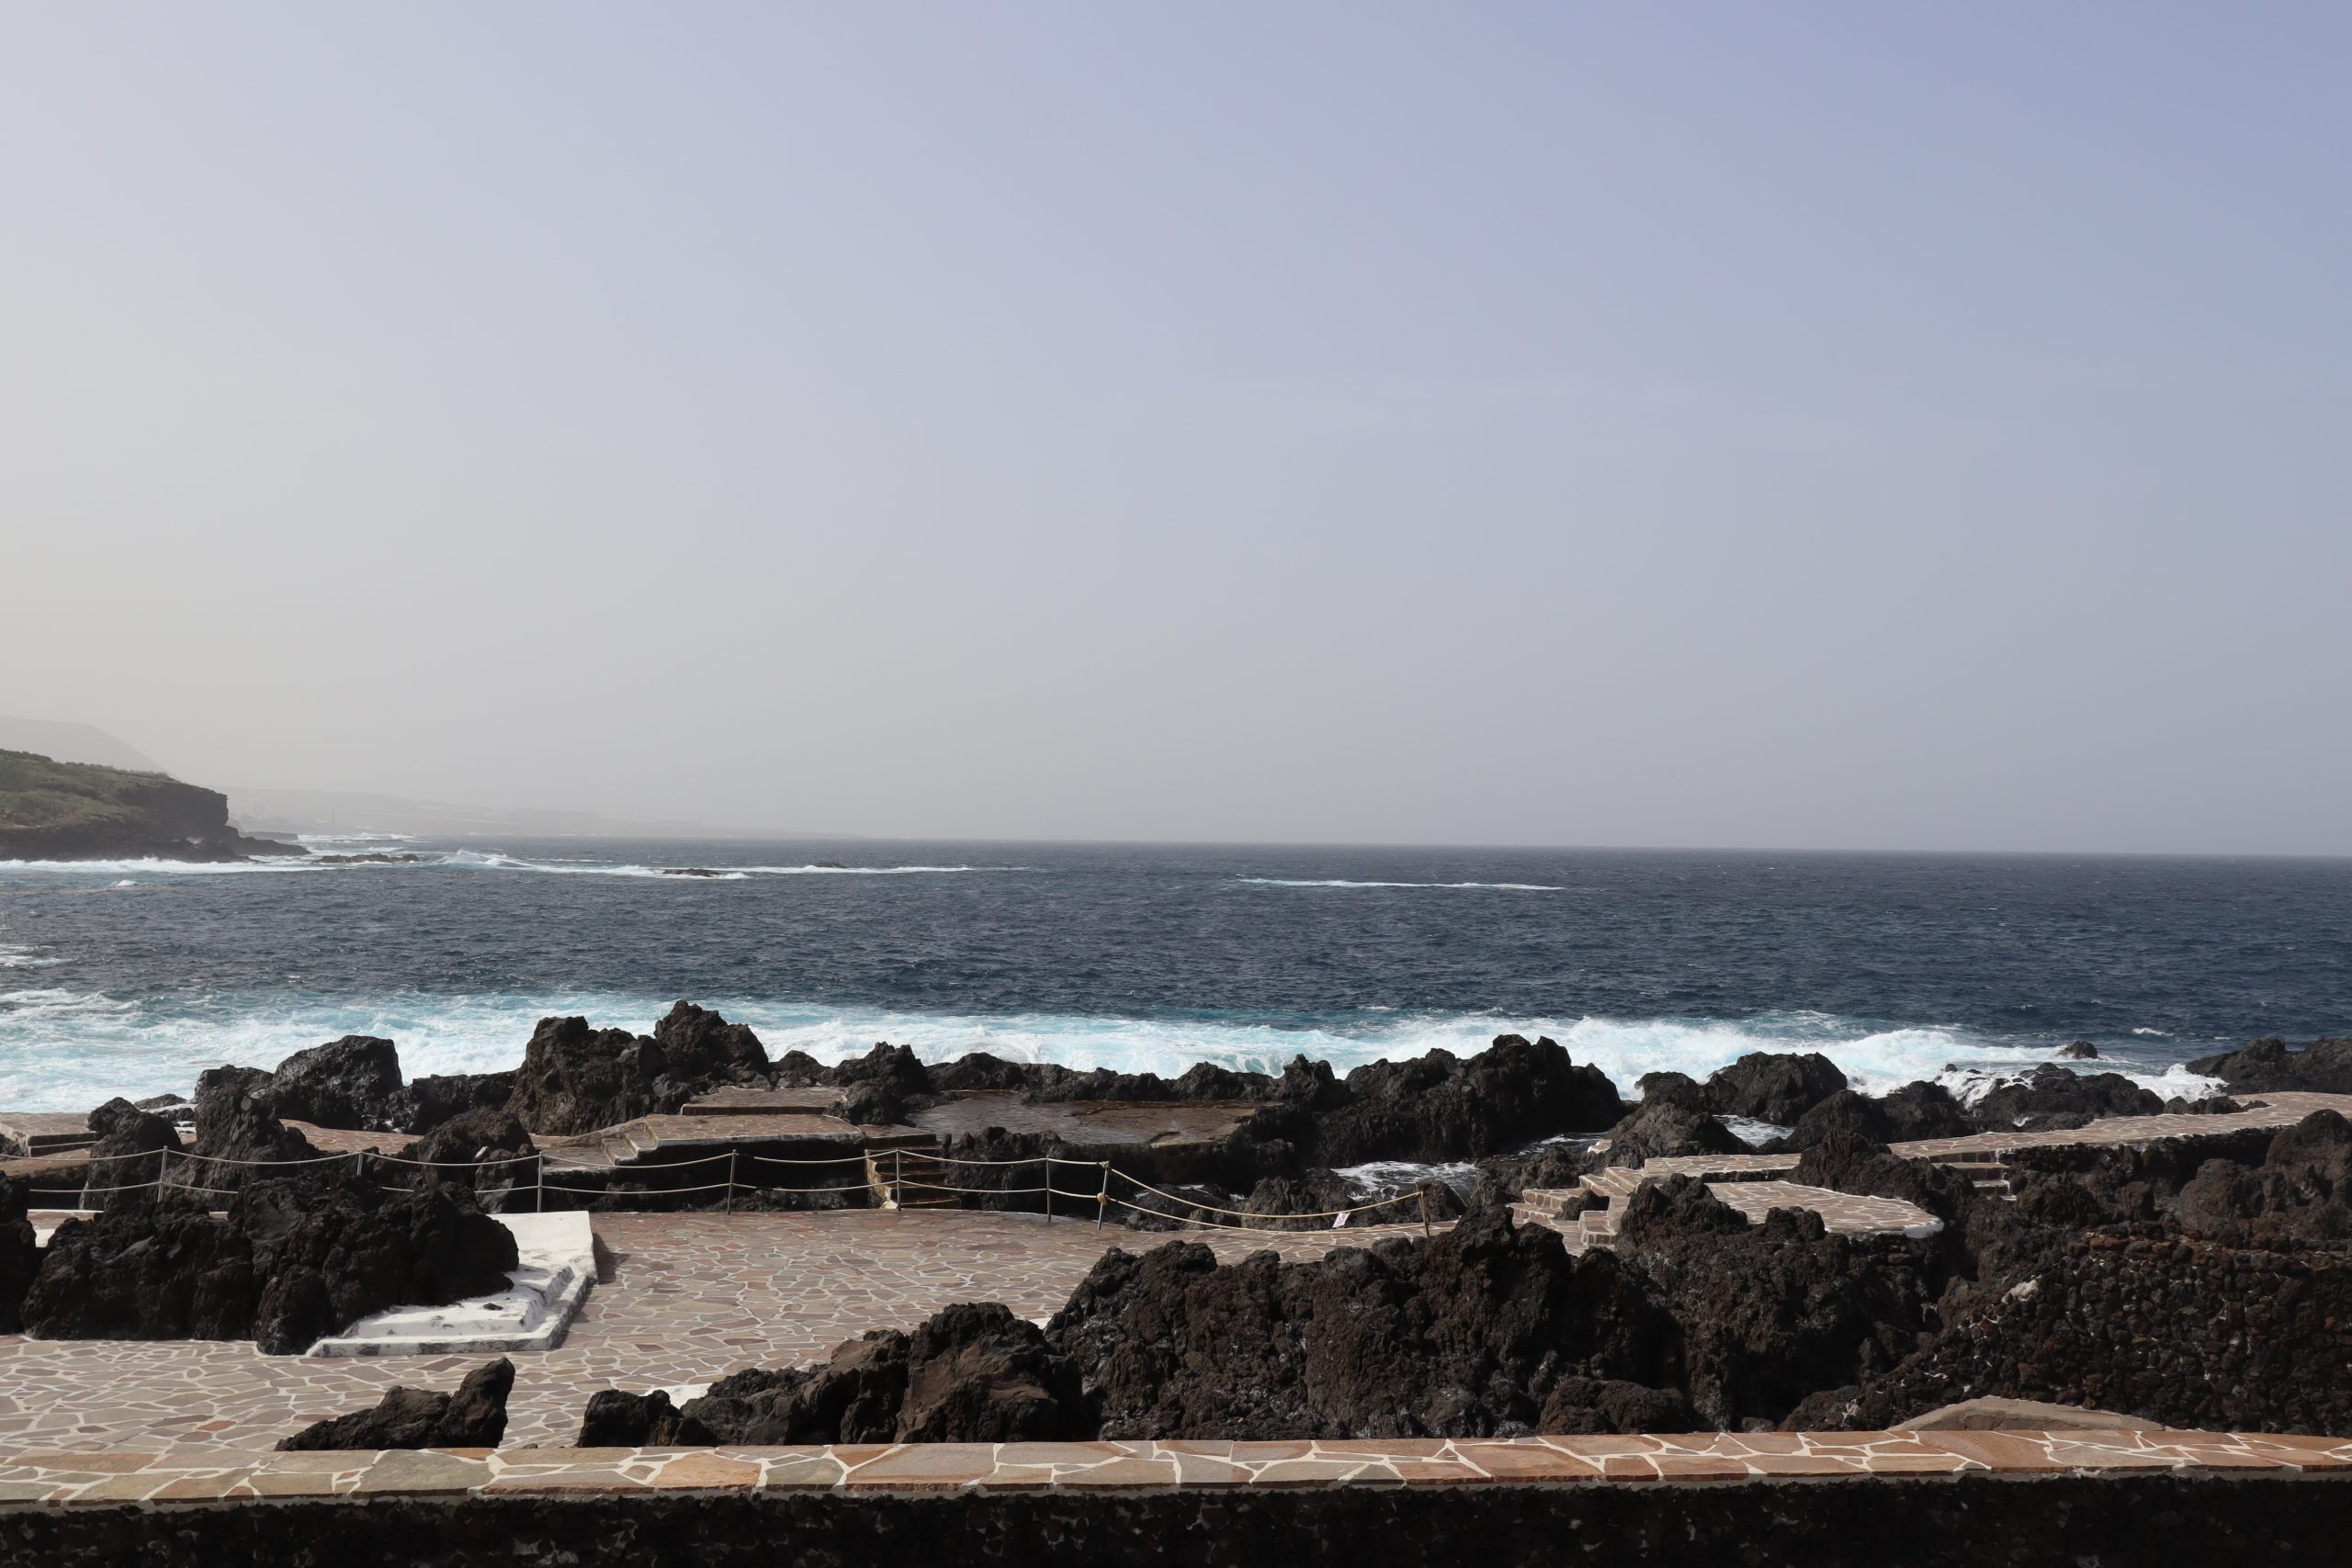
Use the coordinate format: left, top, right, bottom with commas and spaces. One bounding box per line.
1237, 878, 1563, 892
0, 988, 2216, 1114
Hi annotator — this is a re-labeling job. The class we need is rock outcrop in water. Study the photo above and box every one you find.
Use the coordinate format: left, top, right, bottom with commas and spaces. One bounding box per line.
2188, 1036, 2352, 1095
1969, 1065, 2165, 1130
278, 1359, 514, 1450
1702, 1051, 1849, 1125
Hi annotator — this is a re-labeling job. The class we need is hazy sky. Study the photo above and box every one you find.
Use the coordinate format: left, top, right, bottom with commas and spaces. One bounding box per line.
5, 6, 2346, 852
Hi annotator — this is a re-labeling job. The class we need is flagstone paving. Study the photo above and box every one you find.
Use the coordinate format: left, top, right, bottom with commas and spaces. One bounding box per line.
0, 1209, 1430, 1454
2, 1427, 2348, 1505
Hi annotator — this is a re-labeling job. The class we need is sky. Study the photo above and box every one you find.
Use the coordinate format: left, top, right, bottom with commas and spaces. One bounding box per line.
3, 5, 2346, 853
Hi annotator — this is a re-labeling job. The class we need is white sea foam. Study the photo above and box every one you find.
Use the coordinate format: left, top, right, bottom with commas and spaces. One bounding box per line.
0, 987, 2210, 1114
0, 945, 62, 970
1237, 878, 1564, 892
0, 852, 1016, 883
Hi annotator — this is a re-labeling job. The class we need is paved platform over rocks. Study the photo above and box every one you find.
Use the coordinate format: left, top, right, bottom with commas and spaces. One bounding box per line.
2, 1427, 2349, 1504
0, 1209, 1430, 1454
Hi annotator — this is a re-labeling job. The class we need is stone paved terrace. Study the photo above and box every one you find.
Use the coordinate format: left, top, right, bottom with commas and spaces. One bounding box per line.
0, 1210, 1436, 1454
1888, 1089, 2352, 1159
4, 1427, 2350, 1503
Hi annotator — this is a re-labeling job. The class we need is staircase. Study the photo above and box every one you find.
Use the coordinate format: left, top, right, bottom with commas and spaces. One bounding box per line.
865, 1145, 958, 1210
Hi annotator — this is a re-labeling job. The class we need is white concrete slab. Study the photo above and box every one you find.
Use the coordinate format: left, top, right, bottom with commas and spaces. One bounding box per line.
307, 1211, 597, 1358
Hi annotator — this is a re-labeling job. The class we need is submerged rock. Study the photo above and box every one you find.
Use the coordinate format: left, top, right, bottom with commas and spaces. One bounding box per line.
277, 1359, 514, 1450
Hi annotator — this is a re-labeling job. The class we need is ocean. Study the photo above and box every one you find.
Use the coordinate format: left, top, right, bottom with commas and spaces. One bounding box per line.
0, 840, 2345, 1113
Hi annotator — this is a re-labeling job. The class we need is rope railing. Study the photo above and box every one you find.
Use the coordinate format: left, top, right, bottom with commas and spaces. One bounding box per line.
31, 1138, 1447, 1235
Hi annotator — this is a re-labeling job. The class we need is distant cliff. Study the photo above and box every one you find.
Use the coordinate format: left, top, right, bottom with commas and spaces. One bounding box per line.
0, 750, 304, 863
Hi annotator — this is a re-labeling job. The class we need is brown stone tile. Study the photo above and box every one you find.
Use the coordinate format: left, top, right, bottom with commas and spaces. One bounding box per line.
1650, 1454, 1749, 1482
1047, 1456, 1182, 1488
840, 1447, 999, 1490
647, 1453, 761, 1490
1915, 1433, 2062, 1472
1457, 1443, 1604, 1481
152, 1471, 257, 1500
356, 1450, 494, 1495
753, 1454, 847, 1490
1245, 1460, 1380, 1488
481, 1469, 647, 1494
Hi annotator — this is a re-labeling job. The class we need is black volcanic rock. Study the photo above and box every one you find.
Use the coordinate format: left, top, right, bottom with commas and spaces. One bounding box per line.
580, 1303, 1089, 1446
1781, 1083, 1973, 1151
278, 1359, 514, 1450
579, 1388, 714, 1447
2187, 1037, 2352, 1094
22, 1190, 259, 1340
402, 1109, 537, 1206
0, 1176, 38, 1334
1972, 1066, 2164, 1130
268, 1036, 408, 1131
1703, 1052, 1849, 1125
1304, 1035, 1625, 1166
175, 1066, 326, 1190
1595, 1100, 1744, 1168
237, 1178, 518, 1355
2057, 1041, 2100, 1060
1046, 1205, 1677, 1440
401, 1071, 517, 1136
503, 1016, 671, 1136
1614, 1190, 1939, 1429
651, 1001, 772, 1089
2165, 1111, 2352, 1250
1633, 1071, 1710, 1111
1790, 1133, 1979, 1227
79, 1096, 177, 1209
1814, 1230, 2352, 1436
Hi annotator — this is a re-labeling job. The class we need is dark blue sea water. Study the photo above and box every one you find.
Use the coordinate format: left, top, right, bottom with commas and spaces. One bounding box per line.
0, 839, 2345, 1111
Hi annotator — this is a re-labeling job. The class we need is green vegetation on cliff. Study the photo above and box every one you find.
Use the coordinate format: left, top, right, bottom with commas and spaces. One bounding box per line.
0, 749, 291, 861
0, 750, 186, 833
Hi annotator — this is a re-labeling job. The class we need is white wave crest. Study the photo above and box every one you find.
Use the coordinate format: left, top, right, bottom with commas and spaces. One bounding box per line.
0, 987, 2210, 1114
1237, 878, 1563, 892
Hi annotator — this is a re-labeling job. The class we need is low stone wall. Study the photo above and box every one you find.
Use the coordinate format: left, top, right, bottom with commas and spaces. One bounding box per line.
4, 1431, 2349, 1566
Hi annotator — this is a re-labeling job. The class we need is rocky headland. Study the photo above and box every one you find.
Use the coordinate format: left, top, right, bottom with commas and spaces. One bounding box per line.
0, 749, 302, 863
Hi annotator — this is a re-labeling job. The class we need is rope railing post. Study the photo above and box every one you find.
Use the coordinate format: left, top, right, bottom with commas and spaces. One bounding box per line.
725, 1150, 737, 1216
1095, 1161, 1110, 1231
892, 1147, 903, 1211
1420, 1186, 1430, 1237
352, 1149, 365, 1185
1042, 1156, 1051, 1224
158, 1142, 172, 1190
536, 1154, 545, 1214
